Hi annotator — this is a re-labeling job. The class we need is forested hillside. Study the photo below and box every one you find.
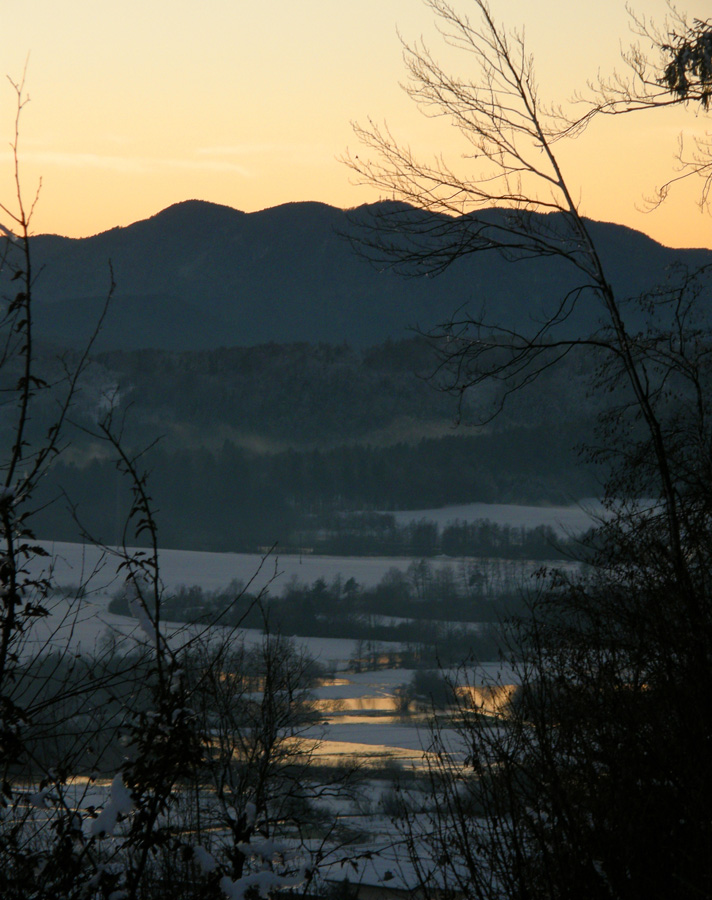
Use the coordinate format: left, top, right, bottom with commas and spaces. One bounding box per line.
4, 199, 710, 351
3, 199, 702, 552
25, 337, 603, 550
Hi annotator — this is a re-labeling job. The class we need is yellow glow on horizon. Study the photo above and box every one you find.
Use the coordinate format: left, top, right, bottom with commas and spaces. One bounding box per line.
1, 0, 711, 249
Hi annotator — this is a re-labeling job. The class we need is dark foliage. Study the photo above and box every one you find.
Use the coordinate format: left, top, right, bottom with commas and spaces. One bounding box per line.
662, 16, 712, 108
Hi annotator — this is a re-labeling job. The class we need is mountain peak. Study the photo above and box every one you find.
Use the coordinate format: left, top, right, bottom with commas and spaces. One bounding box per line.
148, 199, 246, 227
156, 198, 242, 215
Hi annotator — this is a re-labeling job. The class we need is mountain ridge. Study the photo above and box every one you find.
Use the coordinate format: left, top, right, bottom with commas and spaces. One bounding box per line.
4, 200, 710, 351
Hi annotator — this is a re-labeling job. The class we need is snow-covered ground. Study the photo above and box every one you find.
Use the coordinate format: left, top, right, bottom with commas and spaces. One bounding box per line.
388, 499, 604, 534
35, 497, 603, 596
13, 510, 560, 894
20, 585, 379, 671
24, 538, 522, 764
32, 540, 462, 595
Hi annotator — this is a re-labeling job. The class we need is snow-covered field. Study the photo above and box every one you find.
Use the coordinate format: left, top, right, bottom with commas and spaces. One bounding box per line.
33, 540, 458, 596
11, 507, 619, 894
25, 533, 525, 763
388, 499, 604, 534
35, 497, 602, 596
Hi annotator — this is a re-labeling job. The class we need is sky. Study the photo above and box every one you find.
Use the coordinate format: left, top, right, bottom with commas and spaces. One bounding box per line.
1, 0, 711, 248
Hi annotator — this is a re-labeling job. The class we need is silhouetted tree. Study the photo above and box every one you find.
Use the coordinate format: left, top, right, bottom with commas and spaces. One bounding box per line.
571, 7, 712, 209
348, 2, 712, 897
0, 78, 327, 900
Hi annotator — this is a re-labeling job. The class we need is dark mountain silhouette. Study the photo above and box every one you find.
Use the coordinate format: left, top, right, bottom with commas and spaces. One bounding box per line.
7, 199, 711, 351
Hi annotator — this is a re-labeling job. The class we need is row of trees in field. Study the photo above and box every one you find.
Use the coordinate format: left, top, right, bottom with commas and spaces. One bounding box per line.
113, 558, 529, 625
111, 558, 525, 667
288, 513, 580, 558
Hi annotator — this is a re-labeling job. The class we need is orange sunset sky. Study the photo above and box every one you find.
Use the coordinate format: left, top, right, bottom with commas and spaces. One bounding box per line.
1, 0, 711, 248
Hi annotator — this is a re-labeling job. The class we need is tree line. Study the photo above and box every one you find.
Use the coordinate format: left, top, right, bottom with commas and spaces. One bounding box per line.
32, 428, 596, 551
292, 511, 581, 558
110, 558, 521, 666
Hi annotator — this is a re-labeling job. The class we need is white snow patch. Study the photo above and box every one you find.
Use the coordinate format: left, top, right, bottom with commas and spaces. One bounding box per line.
90, 774, 133, 837
193, 844, 218, 873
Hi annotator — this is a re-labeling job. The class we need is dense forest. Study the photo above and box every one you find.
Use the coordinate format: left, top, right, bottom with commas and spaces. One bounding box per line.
22, 338, 603, 551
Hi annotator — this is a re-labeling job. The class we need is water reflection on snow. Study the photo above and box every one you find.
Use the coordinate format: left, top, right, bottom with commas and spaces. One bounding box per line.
25, 541, 521, 765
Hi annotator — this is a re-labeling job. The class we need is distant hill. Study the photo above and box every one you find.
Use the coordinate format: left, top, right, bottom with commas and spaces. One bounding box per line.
5, 200, 711, 351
